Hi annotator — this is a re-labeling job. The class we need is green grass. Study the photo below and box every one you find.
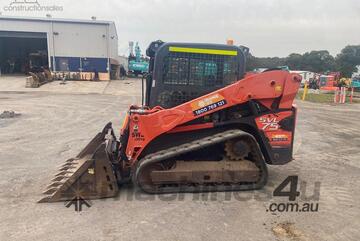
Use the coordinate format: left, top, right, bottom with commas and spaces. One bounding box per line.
296, 90, 360, 104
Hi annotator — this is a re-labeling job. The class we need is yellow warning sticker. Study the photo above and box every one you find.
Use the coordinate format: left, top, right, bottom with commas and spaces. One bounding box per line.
275, 85, 282, 92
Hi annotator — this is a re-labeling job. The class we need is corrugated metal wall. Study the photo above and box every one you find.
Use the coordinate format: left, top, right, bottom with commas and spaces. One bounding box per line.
0, 18, 118, 73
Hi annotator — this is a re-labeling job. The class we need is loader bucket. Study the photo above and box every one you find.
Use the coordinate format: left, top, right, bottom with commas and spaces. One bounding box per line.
39, 123, 119, 203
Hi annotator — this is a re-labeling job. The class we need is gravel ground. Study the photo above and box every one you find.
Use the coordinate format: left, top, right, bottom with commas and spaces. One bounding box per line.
0, 78, 359, 241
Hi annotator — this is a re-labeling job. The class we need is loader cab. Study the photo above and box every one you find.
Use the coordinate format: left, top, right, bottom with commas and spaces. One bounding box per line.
145, 41, 247, 108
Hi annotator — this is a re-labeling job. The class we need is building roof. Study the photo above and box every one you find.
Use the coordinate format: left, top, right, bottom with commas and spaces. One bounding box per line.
0, 15, 114, 25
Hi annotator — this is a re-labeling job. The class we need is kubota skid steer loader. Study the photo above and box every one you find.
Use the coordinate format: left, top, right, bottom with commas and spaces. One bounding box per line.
39, 41, 301, 202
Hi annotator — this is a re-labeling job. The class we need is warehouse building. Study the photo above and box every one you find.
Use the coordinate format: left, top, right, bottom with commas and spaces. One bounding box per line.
0, 16, 119, 80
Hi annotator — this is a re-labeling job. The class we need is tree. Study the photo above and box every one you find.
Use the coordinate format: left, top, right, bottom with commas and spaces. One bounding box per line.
246, 53, 285, 71
247, 51, 336, 73
286, 53, 303, 70
335, 45, 360, 77
246, 45, 360, 77
245, 53, 259, 71
299, 50, 335, 72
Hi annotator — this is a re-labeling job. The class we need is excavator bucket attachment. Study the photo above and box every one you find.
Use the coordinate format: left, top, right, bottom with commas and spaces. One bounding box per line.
39, 123, 119, 203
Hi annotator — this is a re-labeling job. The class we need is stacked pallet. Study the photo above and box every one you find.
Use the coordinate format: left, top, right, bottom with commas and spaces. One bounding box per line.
53, 72, 110, 81
25, 76, 38, 88
25, 71, 51, 88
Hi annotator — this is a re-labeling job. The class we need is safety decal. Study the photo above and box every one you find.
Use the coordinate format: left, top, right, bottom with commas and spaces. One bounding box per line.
275, 85, 282, 92
271, 134, 289, 142
191, 94, 227, 116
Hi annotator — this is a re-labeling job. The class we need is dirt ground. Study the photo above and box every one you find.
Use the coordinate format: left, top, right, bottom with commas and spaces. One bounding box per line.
0, 77, 359, 241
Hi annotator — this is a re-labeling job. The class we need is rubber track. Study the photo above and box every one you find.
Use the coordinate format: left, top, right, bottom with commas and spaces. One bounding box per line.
134, 129, 268, 194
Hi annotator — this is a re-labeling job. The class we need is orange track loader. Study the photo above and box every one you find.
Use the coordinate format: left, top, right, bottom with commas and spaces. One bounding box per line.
39, 41, 301, 202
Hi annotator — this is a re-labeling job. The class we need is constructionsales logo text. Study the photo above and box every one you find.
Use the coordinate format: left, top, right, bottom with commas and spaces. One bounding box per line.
3, 0, 63, 12
191, 94, 227, 116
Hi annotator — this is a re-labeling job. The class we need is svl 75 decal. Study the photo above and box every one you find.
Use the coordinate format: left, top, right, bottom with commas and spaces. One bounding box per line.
258, 116, 280, 130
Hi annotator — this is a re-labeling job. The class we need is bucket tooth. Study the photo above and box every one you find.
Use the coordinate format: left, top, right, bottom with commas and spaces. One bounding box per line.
51, 175, 69, 182
55, 171, 72, 177
58, 162, 77, 168
43, 187, 58, 195
58, 166, 75, 171
59, 162, 77, 168
38, 196, 52, 203
46, 181, 64, 189
65, 158, 77, 163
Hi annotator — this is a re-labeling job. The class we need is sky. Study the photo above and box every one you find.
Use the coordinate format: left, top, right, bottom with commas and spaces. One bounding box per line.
1, 0, 360, 57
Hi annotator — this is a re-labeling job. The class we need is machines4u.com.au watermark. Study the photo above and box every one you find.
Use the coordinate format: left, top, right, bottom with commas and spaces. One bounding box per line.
3, 0, 63, 12
62, 175, 321, 212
